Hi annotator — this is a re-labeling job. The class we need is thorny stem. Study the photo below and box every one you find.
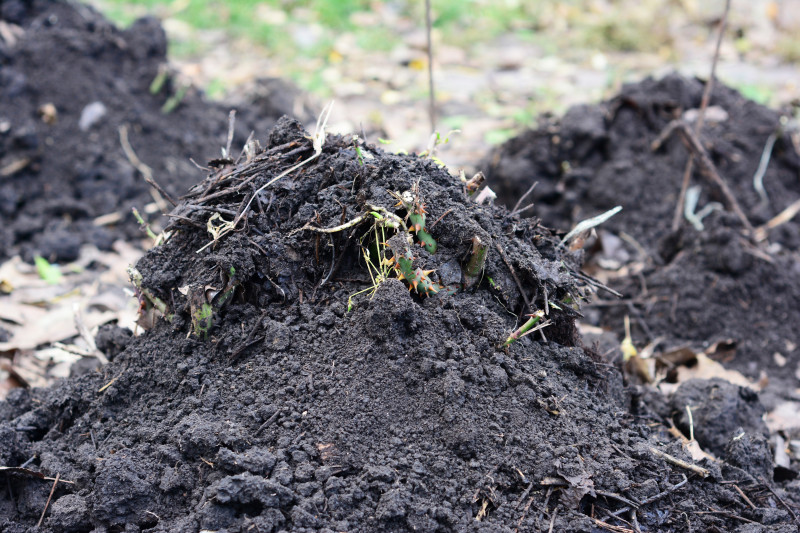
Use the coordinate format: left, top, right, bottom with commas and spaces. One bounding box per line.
463, 235, 489, 289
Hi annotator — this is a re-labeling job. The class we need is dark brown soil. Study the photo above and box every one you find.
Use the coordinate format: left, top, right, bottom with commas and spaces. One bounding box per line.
0, 0, 306, 263
486, 74, 800, 405
2, 3, 799, 530
2, 105, 799, 532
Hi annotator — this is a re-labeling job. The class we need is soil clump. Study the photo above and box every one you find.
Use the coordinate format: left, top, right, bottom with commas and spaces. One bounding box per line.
0, 0, 306, 263
1, 108, 798, 532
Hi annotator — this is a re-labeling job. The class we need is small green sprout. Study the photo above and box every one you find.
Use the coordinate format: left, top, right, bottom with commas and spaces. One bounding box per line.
377, 138, 392, 145
34, 255, 63, 285
161, 83, 189, 114
149, 66, 168, 95
132, 207, 159, 242
502, 310, 550, 347
419, 129, 460, 167
353, 135, 364, 166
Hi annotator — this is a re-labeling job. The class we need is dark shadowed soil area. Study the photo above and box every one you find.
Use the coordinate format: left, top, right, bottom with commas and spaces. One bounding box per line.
1, 110, 799, 532
0, 0, 307, 263
487, 74, 800, 406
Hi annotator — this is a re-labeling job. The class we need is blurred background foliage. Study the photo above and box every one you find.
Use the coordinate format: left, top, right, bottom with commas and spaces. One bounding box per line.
87, 0, 799, 160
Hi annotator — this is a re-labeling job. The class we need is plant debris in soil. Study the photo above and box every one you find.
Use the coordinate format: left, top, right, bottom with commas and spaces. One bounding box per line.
486, 73, 800, 410
1, 108, 799, 532
0, 0, 309, 264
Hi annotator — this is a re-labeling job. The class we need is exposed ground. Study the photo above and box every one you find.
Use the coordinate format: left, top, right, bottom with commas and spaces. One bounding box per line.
1, 2, 800, 533
3, 111, 799, 532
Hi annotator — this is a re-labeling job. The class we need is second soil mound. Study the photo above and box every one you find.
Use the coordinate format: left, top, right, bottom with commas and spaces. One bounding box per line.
0, 0, 306, 263
486, 74, 800, 398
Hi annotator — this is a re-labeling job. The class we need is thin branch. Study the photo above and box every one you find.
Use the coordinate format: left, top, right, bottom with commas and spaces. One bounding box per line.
513, 181, 538, 214
494, 241, 532, 314
733, 484, 756, 510
671, 0, 730, 231
225, 110, 236, 159
429, 208, 453, 229
425, 0, 436, 133
655, 120, 753, 232
640, 474, 688, 505
119, 125, 176, 209
649, 446, 709, 478
196, 102, 334, 253
37, 473, 60, 527
754, 197, 800, 241
760, 476, 799, 524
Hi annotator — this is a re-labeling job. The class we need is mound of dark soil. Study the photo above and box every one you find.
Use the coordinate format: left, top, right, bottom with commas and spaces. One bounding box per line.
486, 74, 800, 398
2, 116, 798, 532
0, 0, 307, 263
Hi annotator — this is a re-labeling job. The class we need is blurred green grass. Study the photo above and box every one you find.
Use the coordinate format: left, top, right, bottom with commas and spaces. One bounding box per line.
93, 0, 676, 51
88, 0, 792, 137
90, 0, 675, 79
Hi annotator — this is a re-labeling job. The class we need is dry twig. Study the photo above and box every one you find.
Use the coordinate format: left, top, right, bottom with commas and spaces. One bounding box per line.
653, 120, 753, 232
760, 476, 799, 523
119, 124, 176, 209
224, 110, 235, 159
733, 484, 756, 510
37, 472, 60, 527
512, 181, 538, 215
590, 517, 634, 533
640, 474, 689, 505
671, 0, 730, 231
493, 242, 532, 313
196, 102, 334, 253
425, 0, 435, 133
753, 197, 800, 241
649, 446, 709, 478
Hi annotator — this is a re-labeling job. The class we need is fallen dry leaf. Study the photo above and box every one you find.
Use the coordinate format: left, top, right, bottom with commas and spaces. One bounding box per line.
658, 352, 759, 395
766, 401, 800, 433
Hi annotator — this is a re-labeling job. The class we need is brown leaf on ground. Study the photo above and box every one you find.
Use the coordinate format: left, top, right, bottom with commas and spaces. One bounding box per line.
658, 353, 759, 396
